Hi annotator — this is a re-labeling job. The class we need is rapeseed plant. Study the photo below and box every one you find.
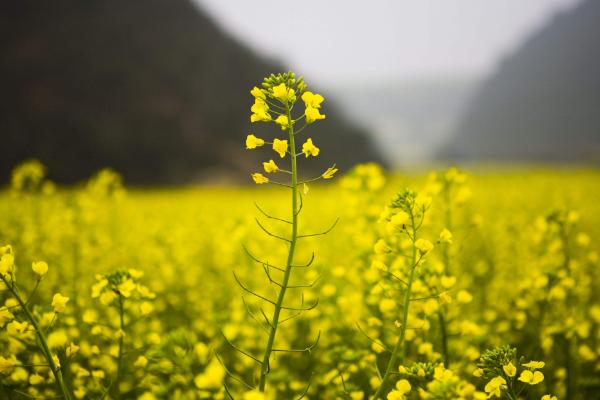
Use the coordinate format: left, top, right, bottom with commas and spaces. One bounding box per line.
224, 72, 337, 398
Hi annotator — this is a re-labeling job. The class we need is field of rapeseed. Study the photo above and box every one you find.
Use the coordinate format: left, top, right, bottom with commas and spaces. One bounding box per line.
1, 73, 599, 400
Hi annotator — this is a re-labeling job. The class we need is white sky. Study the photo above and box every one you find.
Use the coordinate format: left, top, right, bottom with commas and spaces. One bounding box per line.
194, 0, 581, 85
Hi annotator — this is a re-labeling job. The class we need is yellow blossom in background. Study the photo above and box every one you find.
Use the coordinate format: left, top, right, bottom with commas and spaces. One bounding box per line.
134, 355, 149, 368
66, 342, 80, 358
29, 374, 44, 385
302, 138, 320, 157
374, 239, 391, 254
519, 370, 544, 385
0, 253, 14, 276
52, 293, 69, 313
387, 391, 406, 400
272, 138, 288, 158
415, 238, 434, 255
246, 134, 265, 149
522, 361, 545, 369
395, 379, 411, 395
99, 291, 116, 305
251, 173, 269, 184
0, 356, 17, 374
118, 278, 136, 298
503, 362, 516, 377
0, 309, 14, 327
31, 261, 48, 276
243, 389, 267, 400
485, 376, 507, 398
389, 211, 409, 229
263, 160, 279, 173
439, 228, 453, 244
542, 395, 558, 400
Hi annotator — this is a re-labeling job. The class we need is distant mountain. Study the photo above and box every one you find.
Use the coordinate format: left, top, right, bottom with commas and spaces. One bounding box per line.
328, 78, 478, 165
440, 0, 600, 163
0, 0, 383, 184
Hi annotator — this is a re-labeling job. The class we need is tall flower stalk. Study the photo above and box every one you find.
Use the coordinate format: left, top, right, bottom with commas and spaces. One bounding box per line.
224, 72, 337, 397
372, 190, 433, 399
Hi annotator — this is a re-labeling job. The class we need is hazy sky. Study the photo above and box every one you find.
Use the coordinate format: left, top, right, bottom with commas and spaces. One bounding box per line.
194, 0, 581, 85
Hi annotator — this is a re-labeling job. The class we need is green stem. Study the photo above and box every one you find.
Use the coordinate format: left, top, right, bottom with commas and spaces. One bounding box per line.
258, 101, 299, 392
112, 295, 125, 399
373, 209, 418, 399
1, 276, 72, 399
438, 184, 452, 366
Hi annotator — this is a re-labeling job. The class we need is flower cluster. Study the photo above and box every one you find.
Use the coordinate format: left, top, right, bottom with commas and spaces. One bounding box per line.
245, 71, 336, 185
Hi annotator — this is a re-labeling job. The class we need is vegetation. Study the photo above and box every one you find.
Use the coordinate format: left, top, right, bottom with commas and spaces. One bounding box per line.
0, 73, 599, 399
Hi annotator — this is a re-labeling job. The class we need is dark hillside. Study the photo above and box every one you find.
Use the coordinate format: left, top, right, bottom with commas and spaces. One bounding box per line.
0, 0, 383, 184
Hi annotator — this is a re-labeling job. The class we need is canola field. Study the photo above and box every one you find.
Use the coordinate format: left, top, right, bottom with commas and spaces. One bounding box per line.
1, 72, 600, 400
0, 162, 599, 400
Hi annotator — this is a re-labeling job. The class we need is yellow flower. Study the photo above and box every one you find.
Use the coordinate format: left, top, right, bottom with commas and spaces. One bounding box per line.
374, 239, 391, 254
542, 395, 558, 400
302, 138, 320, 157
250, 99, 271, 122
32, 261, 48, 276
503, 362, 516, 377
522, 361, 545, 370
518, 370, 544, 385
118, 279, 136, 298
473, 368, 483, 377
66, 342, 80, 358
52, 293, 69, 313
415, 239, 434, 255
440, 275, 456, 289
100, 291, 116, 305
140, 301, 154, 315
243, 390, 266, 400
263, 160, 279, 173
275, 115, 290, 130
29, 374, 44, 385
305, 106, 326, 123
301, 91, 325, 108
322, 166, 338, 179
134, 355, 149, 368
7, 320, 29, 335
484, 376, 506, 398
0, 309, 14, 327
251, 173, 269, 184
0, 356, 17, 374
0, 253, 14, 276
250, 86, 266, 100
387, 390, 405, 400
395, 379, 411, 395
272, 83, 295, 102
439, 228, 453, 244
272, 139, 288, 158
246, 134, 265, 149
389, 211, 409, 229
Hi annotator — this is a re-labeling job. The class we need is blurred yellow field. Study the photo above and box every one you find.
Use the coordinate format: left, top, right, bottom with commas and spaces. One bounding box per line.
1, 159, 599, 399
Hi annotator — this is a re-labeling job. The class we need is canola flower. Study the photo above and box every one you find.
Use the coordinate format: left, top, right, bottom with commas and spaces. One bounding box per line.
0, 116, 599, 399
235, 72, 337, 396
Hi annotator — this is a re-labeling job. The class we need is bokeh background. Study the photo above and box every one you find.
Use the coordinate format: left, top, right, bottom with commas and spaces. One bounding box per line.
1, 0, 598, 184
